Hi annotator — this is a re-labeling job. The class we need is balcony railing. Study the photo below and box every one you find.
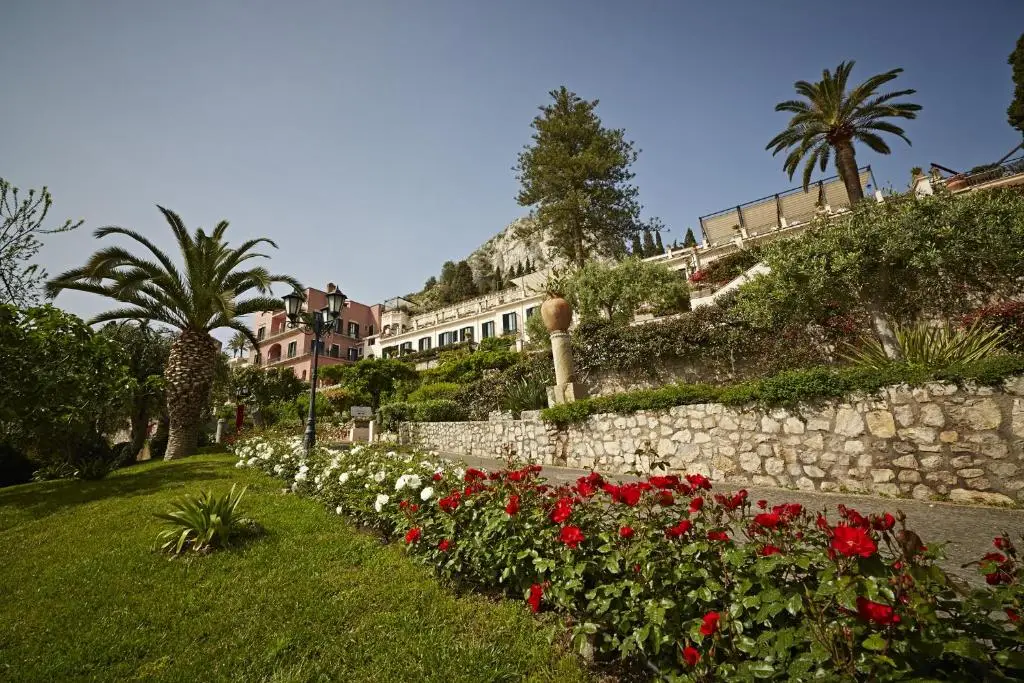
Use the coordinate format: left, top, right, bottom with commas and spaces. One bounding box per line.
941, 156, 1024, 192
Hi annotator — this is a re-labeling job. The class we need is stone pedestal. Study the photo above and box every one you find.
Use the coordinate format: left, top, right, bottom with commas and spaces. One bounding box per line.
215, 418, 226, 444
547, 331, 587, 407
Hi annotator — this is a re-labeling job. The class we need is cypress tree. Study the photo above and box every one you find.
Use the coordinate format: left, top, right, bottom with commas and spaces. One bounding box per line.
683, 228, 698, 248
641, 229, 657, 257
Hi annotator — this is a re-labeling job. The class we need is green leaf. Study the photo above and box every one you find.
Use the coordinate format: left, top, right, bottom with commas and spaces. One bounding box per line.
943, 638, 986, 660
862, 633, 887, 651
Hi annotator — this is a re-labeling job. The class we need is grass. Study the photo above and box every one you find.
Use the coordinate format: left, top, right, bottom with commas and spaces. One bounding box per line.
0, 454, 587, 683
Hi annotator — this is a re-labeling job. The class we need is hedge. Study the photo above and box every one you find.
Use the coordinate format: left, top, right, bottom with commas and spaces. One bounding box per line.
542, 355, 1024, 426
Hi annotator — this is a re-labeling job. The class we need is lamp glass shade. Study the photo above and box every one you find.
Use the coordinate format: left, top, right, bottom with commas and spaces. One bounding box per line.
326, 290, 347, 317
282, 291, 303, 320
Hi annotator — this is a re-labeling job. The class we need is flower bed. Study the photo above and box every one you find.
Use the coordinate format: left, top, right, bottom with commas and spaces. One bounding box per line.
233, 435, 1024, 680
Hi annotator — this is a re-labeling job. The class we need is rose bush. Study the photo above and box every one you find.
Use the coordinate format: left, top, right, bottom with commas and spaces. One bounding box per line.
233, 435, 1024, 681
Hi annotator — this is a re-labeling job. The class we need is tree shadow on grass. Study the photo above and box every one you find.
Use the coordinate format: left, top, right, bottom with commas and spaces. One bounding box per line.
0, 459, 238, 529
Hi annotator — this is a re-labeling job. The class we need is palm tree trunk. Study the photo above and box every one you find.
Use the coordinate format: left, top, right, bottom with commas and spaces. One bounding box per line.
164, 329, 219, 460
834, 140, 865, 204
867, 302, 903, 361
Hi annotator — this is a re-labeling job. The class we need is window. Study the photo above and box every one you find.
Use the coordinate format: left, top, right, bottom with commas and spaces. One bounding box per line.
287, 341, 297, 358
330, 344, 340, 358
368, 324, 375, 336
400, 341, 413, 355
481, 321, 495, 339
257, 326, 266, 341
438, 331, 458, 347
526, 306, 538, 320
347, 347, 360, 361
301, 370, 307, 381
459, 326, 473, 342
348, 321, 360, 338
502, 312, 518, 334
418, 336, 431, 351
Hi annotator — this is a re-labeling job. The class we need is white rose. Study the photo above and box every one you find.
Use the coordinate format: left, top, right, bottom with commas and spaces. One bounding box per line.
420, 487, 434, 501
372, 471, 386, 483
338, 472, 350, 484
374, 493, 390, 512
235, 460, 246, 469
336, 505, 343, 515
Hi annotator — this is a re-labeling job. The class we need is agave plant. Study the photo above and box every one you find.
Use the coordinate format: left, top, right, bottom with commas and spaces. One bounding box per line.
500, 375, 549, 416
841, 320, 1007, 370
154, 484, 251, 554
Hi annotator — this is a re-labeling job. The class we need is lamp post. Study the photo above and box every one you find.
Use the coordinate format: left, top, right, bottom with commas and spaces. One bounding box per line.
282, 288, 348, 452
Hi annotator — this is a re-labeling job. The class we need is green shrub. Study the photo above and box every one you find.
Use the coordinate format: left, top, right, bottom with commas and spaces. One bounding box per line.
406, 382, 463, 404
413, 399, 467, 422
500, 376, 549, 416
421, 350, 519, 384
154, 484, 253, 554
477, 335, 515, 352
0, 442, 35, 488
542, 356, 1024, 425
377, 402, 415, 432
843, 321, 1008, 370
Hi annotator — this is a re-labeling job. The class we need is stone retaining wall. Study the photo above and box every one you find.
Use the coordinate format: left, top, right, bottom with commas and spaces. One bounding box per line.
399, 378, 1024, 506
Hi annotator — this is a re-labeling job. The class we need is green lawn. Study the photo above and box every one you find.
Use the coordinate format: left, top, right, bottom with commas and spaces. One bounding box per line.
0, 454, 587, 683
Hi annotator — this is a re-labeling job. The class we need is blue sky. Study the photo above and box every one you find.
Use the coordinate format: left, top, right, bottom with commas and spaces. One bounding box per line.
3, 0, 1022, 324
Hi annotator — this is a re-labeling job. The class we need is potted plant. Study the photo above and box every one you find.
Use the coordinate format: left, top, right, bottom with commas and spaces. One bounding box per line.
538, 268, 573, 333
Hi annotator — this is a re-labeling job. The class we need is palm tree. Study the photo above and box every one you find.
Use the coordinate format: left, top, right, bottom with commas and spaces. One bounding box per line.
226, 331, 249, 358
766, 61, 921, 203
47, 206, 301, 460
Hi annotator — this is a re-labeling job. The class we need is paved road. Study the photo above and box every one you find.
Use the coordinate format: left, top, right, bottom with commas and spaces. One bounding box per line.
448, 454, 1024, 585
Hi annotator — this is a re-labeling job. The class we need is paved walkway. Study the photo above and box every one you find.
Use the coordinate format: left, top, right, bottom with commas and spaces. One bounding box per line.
449, 454, 1024, 585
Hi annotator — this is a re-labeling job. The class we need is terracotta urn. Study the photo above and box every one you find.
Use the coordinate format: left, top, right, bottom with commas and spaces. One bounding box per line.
540, 295, 572, 333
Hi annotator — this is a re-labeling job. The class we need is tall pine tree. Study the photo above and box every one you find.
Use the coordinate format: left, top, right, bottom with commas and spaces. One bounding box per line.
515, 87, 641, 267
1009, 33, 1024, 137
641, 229, 657, 257
654, 230, 665, 255
683, 228, 698, 248
630, 234, 643, 256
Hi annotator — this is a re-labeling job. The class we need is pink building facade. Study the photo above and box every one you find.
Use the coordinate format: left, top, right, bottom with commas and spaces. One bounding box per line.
252, 283, 382, 382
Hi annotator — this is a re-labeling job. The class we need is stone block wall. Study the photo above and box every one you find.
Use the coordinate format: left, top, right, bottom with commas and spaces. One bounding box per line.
399, 379, 1024, 506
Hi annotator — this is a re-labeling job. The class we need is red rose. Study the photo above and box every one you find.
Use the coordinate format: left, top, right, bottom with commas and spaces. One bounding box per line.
995, 536, 1012, 551
685, 473, 712, 490
656, 491, 675, 507
666, 519, 692, 539
754, 512, 783, 529
463, 468, 487, 482
559, 525, 585, 549
772, 503, 802, 520
707, 530, 730, 542
505, 495, 520, 516
1007, 608, 1020, 623
575, 480, 597, 497
982, 552, 1013, 585
699, 611, 720, 636
619, 526, 635, 539
757, 499, 768, 510
550, 497, 573, 523
432, 472, 443, 482
399, 500, 409, 510
438, 492, 461, 512
527, 583, 543, 613
830, 524, 877, 558
438, 539, 451, 552
760, 544, 782, 556
689, 496, 705, 514
620, 483, 644, 506
649, 475, 679, 489
856, 596, 900, 625
871, 513, 896, 531
410, 504, 419, 513
404, 527, 421, 544
681, 645, 701, 667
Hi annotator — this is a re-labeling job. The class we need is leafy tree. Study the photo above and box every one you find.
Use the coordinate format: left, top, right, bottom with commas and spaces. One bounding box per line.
0, 305, 133, 478
424, 276, 438, 290
683, 228, 698, 248
736, 189, 1024, 359
98, 322, 173, 461
474, 258, 496, 294
630, 234, 643, 256
565, 258, 691, 324
47, 206, 301, 460
0, 179, 82, 307
226, 365, 306, 426
766, 61, 921, 203
1009, 33, 1024, 136
515, 87, 641, 267
654, 230, 665, 255
331, 358, 417, 410
641, 229, 657, 257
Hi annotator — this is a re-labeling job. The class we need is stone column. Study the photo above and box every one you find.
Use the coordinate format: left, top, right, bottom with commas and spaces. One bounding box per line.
550, 331, 573, 389
215, 418, 226, 444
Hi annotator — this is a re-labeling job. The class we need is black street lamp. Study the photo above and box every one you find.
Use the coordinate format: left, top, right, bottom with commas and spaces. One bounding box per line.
282, 288, 348, 452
